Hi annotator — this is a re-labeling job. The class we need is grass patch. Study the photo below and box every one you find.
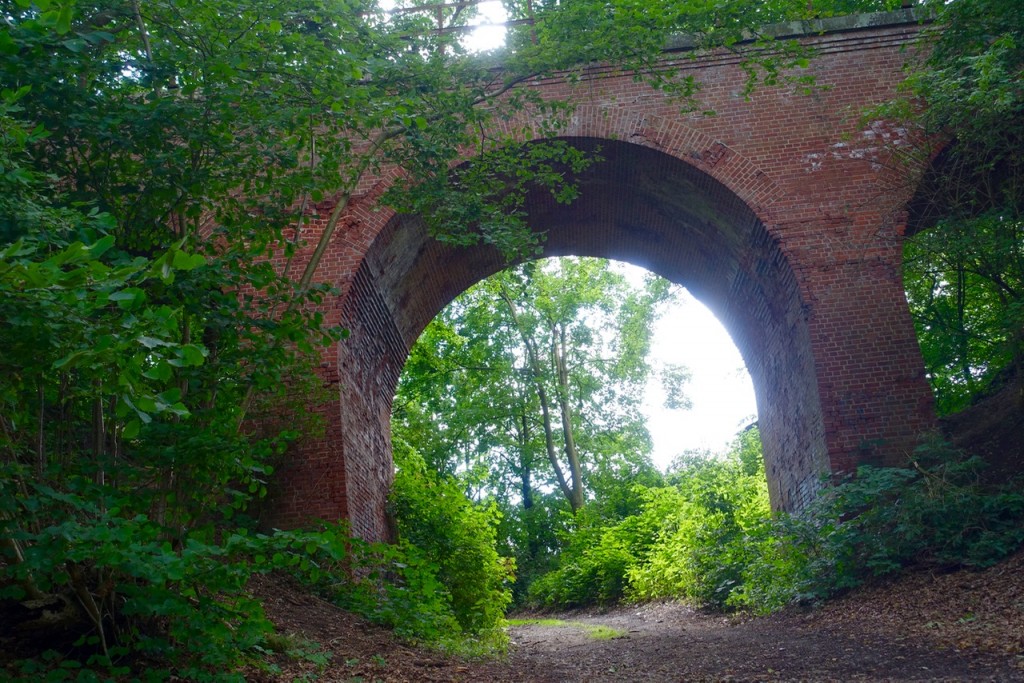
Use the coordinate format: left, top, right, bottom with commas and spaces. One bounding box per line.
507, 618, 626, 640
585, 625, 625, 640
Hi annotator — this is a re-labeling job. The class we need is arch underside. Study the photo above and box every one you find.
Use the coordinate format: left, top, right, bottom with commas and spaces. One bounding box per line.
342, 137, 829, 512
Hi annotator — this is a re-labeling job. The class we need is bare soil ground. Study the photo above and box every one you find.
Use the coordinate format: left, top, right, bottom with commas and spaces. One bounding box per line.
246, 546, 1024, 682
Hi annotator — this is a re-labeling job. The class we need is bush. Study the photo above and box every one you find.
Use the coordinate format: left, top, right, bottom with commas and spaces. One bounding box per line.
527, 527, 639, 608
0, 480, 369, 682
387, 439, 513, 637
734, 437, 1024, 612
528, 431, 772, 611
523, 432, 1024, 616
627, 453, 771, 608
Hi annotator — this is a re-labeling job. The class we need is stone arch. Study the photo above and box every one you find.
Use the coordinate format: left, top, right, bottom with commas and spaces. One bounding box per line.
264, 12, 939, 540
332, 136, 827, 537
322, 104, 788, 290
520, 104, 786, 216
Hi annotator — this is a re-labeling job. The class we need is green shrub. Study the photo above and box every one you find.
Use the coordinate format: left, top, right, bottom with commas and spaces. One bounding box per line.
528, 431, 772, 611
303, 530, 464, 646
528, 532, 637, 608
627, 453, 771, 608
521, 432, 1024, 616
0, 474, 358, 681
734, 437, 1024, 612
388, 439, 513, 636
525, 485, 673, 608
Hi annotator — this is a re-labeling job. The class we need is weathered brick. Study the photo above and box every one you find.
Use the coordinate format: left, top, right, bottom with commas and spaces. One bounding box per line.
265, 12, 936, 540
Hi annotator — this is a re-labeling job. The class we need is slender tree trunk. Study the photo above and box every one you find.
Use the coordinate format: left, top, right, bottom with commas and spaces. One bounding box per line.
535, 356, 574, 508
515, 408, 543, 562
518, 412, 534, 510
498, 286, 577, 510
551, 323, 584, 511
955, 262, 976, 394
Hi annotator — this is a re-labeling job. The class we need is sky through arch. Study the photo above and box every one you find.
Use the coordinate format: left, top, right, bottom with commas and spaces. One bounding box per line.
615, 262, 757, 470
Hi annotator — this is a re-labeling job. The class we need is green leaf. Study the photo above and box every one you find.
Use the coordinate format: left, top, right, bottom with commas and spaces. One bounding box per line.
142, 362, 173, 381
84, 30, 115, 45
179, 344, 207, 367
0, 32, 19, 55
136, 396, 158, 413
158, 388, 182, 404
137, 335, 172, 349
62, 37, 88, 53
54, 349, 89, 369
122, 419, 141, 439
56, 3, 73, 34
171, 250, 205, 271
110, 287, 147, 309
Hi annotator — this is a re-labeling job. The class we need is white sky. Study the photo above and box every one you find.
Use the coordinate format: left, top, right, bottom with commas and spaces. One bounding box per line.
461, 1, 508, 50
616, 263, 758, 471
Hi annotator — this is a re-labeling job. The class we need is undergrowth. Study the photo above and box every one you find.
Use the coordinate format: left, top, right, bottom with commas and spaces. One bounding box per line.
736, 437, 1024, 612
528, 435, 1024, 615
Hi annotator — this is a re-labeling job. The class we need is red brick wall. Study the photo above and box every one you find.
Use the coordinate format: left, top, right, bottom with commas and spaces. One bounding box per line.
266, 11, 937, 538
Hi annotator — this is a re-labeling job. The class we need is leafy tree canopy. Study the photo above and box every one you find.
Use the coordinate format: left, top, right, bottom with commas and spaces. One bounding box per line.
895, 0, 1024, 412
394, 257, 676, 597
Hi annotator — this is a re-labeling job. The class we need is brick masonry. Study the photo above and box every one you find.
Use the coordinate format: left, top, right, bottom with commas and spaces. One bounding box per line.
264, 10, 938, 539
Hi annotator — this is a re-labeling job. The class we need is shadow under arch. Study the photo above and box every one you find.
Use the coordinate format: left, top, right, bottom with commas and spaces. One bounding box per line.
340, 137, 828, 520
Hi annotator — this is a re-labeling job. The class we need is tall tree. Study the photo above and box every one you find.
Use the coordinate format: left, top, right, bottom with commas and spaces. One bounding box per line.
393, 258, 676, 589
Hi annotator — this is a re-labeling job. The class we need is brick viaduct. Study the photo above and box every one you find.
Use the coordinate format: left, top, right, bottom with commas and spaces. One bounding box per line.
265, 9, 938, 540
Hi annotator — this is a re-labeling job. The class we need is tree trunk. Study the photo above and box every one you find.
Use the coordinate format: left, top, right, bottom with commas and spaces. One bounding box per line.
498, 286, 577, 510
552, 323, 584, 511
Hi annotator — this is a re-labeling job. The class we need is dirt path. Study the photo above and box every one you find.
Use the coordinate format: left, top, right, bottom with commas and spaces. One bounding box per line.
250, 550, 1024, 682
483, 602, 1020, 681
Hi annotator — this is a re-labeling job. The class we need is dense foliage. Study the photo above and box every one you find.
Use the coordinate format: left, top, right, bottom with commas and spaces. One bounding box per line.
0, 3, 351, 676
527, 428, 770, 610
393, 258, 672, 599
3, 0, 1022, 676
526, 432, 1024, 614
737, 439, 1024, 612
389, 439, 513, 637
899, 0, 1024, 413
